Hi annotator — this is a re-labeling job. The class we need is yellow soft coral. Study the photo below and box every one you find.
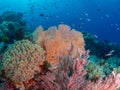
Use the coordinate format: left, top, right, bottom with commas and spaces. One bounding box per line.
32, 24, 85, 65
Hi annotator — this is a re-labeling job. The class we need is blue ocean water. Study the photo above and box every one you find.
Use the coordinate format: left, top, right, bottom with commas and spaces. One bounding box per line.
0, 0, 120, 44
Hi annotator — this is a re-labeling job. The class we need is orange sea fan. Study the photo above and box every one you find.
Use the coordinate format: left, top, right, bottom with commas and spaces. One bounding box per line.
32, 24, 85, 65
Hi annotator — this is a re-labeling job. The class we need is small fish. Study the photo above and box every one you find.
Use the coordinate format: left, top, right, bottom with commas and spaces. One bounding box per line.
56, 15, 59, 18
40, 13, 44, 17
96, 8, 101, 12
86, 18, 91, 21
105, 14, 110, 18
85, 13, 88, 16
79, 18, 82, 20
116, 27, 120, 30
105, 50, 115, 56
93, 34, 98, 38
115, 24, 118, 26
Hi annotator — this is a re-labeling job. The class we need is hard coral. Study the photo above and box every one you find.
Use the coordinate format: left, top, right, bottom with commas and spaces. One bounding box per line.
32, 24, 85, 65
1, 40, 45, 86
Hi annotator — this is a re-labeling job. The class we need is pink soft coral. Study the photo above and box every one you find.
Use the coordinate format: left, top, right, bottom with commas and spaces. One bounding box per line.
67, 49, 120, 90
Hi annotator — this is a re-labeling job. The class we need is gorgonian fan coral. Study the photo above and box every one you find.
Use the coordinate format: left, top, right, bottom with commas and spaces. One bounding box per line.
32, 24, 85, 65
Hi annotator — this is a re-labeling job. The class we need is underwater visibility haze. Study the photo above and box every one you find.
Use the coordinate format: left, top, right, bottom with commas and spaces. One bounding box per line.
0, 0, 120, 90
0, 0, 120, 44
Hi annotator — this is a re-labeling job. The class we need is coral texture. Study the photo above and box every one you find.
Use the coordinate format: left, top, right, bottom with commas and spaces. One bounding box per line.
32, 24, 85, 65
1, 40, 45, 84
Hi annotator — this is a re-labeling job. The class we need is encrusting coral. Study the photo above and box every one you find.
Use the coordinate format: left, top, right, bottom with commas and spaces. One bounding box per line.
32, 24, 85, 65
1, 40, 45, 86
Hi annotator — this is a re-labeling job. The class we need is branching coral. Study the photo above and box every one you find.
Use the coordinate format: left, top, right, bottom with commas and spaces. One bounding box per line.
32, 24, 85, 65
1, 40, 45, 88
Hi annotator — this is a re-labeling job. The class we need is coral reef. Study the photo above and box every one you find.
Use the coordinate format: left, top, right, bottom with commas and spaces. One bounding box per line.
0, 42, 7, 54
83, 32, 120, 59
87, 50, 120, 75
1, 11, 26, 26
85, 62, 104, 82
26, 48, 120, 90
32, 24, 85, 65
83, 32, 120, 80
0, 11, 28, 44
0, 40, 45, 86
0, 24, 120, 90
